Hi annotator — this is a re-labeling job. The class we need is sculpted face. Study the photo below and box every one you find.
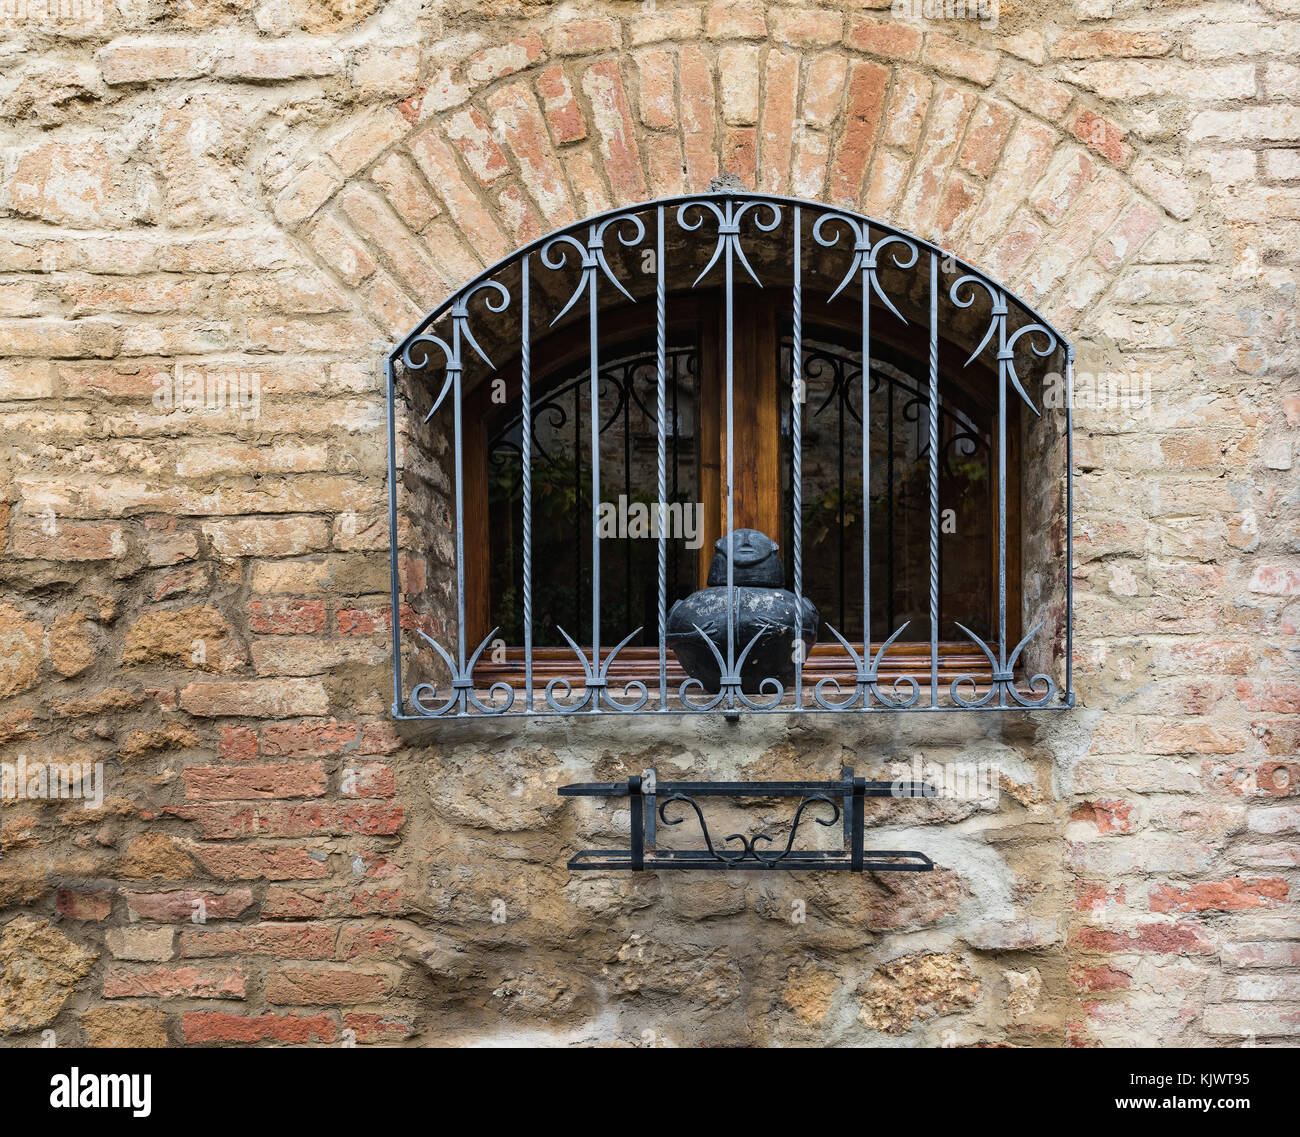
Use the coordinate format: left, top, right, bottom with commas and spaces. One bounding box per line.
706, 528, 783, 587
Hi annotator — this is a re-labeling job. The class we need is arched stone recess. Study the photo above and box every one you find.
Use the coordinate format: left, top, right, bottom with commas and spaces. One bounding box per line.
261, 7, 1188, 347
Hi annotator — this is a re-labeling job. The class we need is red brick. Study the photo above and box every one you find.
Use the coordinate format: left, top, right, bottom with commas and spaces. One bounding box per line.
56, 888, 113, 921
1095, 200, 1162, 269
343, 1012, 414, 1043
486, 82, 576, 226
705, 1, 765, 39
186, 843, 330, 881
335, 924, 403, 961
535, 65, 586, 145
464, 33, 545, 86
219, 726, 257, 763
1250, 566, 1300, 596
1071, 799, 1134, 835
168, 801, 405, 839
923, 33, 999, 86
342, 761, 395, 799
265, 966, 395, 1005
262, 886, 413, 919
760, 50, 798, 195
1051, 29, 1172, 60
827, 60, 887, 206
679, 46, 718, 190
959, 99, 1015, 178
636, 50, 676, 129
182, 1011, 337, 1044
1074, 881, 1125, 911
934, 175, 980, 239
12, 520, 126, 561
770, 6, 841, 46
549, 17, 620, 55
1069, 107, 1133, 168
359, 721, 400, 755
722, 127, 757, 186
443, 107, 511, 187
261, 721, 361, 757
184, 762, 327, 801
1070, 922, 1214, 954
179, 678, 329, 719
1210, 760, 1300, 797
336, 605, 389, 635
844, 17, 921, 60
124, 888, 254, 922
181, 922, 336, 959
248, 599, 326, 635
104, 964, 246, 999
406, 129, 509, 262
582, 60, 647, 201
1070, 963, 1132, 993
1141, 722, 1245, 755
1150, 877, 1289, 913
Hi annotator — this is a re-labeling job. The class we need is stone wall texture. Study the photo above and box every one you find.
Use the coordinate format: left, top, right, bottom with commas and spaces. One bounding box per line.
1, 0, 1297, 1047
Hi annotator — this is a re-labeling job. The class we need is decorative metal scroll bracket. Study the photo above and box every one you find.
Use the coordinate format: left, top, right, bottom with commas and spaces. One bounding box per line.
558, 766, 935, 873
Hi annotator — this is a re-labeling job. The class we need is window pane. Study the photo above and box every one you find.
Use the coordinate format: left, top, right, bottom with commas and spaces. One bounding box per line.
487, 334, 701, 647
780, 326, 996, 645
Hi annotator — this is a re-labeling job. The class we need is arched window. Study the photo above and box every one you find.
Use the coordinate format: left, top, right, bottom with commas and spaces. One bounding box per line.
386, 193, 1073, 718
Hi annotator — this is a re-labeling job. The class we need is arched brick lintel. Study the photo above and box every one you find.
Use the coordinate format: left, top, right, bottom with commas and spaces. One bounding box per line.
267, 25, 1176, 343
381, 190, 1074, 368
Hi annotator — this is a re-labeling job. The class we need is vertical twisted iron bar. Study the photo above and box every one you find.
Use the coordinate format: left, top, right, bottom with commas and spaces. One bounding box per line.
724, 203, 736, 709
451, 320, 467, 678
996, 294, 1008, 708
860, 231, 872, 706
792, 205, 803, 709
521, 256, 533, 711
655, 205, 668, 710
928, 253, 939, 705
588, 256, 601, 673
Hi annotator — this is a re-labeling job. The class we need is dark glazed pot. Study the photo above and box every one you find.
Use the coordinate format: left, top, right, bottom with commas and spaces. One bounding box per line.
666, 529, 818, 693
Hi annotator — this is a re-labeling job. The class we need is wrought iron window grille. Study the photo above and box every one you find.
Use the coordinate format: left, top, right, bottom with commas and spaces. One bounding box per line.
558, 767, 935, 872
386, 192, 1075, 720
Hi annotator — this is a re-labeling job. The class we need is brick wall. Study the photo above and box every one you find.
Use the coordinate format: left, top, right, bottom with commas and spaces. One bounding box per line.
0, 0, 1296, 1046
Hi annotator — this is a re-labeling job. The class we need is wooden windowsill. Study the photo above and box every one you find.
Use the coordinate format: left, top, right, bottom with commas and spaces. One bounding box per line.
475, 641, 1002, 687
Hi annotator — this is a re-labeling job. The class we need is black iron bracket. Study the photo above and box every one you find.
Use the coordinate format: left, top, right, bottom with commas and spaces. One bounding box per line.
558, 766, 934, 872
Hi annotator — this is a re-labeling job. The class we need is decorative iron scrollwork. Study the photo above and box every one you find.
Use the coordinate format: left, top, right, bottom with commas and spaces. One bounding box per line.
559, 767, 936, 872
386, 192, 1074, 720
